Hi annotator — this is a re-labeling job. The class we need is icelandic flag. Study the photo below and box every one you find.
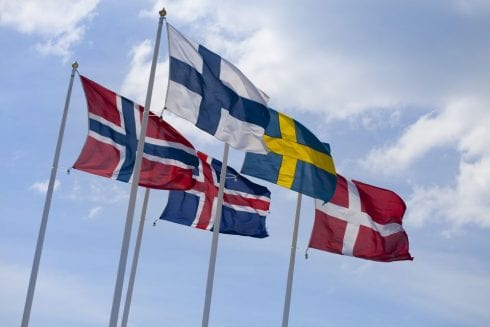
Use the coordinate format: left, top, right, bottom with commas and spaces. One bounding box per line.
73, 75, 199, 190
165, 22, 270, 154
308, 175, 413, 262
160, 151, 271, 238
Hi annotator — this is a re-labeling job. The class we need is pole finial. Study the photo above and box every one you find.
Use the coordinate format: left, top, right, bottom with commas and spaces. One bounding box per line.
159, 8, 167, 17
72, 61, 79, 69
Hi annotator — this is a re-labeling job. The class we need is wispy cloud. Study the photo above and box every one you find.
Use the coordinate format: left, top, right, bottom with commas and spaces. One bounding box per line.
30, 179, 60, 194
361, 98, 490, 231
140, 0, 490, 120
87, 206, 102, 220
134, 0, 490, 233
120, 39, 216, 146
0, 260, 108, 326
0, 0, 99, 58
65, 178, 128, 205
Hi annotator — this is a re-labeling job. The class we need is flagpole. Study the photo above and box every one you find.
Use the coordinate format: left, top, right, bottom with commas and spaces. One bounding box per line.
120, 187, 150, 327
108, 9, 166, 327
282, 192, 302, 327
202, 142, 229, 327
21, 62, 78, 327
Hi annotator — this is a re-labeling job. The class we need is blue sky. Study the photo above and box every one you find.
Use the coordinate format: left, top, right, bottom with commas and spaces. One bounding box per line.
1, 0, 490, 326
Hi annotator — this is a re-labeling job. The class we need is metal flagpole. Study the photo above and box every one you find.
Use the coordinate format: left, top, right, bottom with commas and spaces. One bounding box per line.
282, 193, 302, 327
21, 62, 78, 327
108, 9, 166, 327
120, 187, 151, 327
202, 142, 230, 327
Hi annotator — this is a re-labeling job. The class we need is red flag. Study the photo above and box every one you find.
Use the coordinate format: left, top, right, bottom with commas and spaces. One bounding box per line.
308, 175, 413, 262
73, 75, 199, 190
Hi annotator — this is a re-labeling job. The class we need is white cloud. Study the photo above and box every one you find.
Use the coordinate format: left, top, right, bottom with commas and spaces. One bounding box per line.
362, 98, 483, 173
406, 156, 490, 234
0, 260, 108, 325
30, 179, 60, 194
65, 178, 128, 205
362, 98, 490, 231
87, 206, 102, 220
134, 1, 490, 232
452, 0, 490, 15
133, 0, 490, 126
396, 255, 490, 325
120, 39, 216, 147
0, 0, 99, 58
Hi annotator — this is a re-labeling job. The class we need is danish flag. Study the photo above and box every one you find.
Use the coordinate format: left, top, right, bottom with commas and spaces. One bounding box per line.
309, 175, 412, 262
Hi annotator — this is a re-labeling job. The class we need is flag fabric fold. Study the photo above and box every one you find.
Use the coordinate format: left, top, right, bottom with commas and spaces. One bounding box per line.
165, 22, 270, 154
308, 174, 413, 262
160, 151, 271, 238
73, 75, 199, 190
241, 108, 336, 203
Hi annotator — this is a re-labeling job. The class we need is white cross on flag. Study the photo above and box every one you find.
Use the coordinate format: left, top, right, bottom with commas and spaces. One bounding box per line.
309, 175, 413, 262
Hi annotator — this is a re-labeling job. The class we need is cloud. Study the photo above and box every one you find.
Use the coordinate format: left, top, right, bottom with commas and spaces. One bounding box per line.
0, 0, 99, 58
120, 39, 216, 147
361, 98, 490, 231
362, 98, 483, 172
402, 255, 490, 325
407, 156, 490, 234
134, 0, 490, 232
65, 178, 128, 205
87, 206, 102, 220
452, 0, 490, 15
30, 179, 60, 194
139, 0, 490, 121
0, 260, 108, 326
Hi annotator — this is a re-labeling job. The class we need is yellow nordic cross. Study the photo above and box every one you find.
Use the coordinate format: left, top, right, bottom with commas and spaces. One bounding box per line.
262, 112, 335, 189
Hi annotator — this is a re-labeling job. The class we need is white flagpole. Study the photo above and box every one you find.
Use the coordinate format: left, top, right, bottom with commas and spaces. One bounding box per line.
108, 9, 166, 327
21, 62, 78, 327
21, 61, 78, 327
120, 187, 151, 327
202, 142, 230, 327
282, 193, 302, 327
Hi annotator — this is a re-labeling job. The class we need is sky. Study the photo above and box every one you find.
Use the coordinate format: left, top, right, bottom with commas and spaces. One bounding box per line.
1, 0, 490, 326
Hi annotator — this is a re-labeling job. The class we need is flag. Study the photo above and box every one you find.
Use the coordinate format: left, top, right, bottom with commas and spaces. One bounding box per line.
308, 175, 413, 262
73, 75, 199, 190
241, 108, 336, 202
160, 151, 271, 238
165, 22, 270, 154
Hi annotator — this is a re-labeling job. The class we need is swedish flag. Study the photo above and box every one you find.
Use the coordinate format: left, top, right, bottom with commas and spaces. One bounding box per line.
241, 108, 337, 202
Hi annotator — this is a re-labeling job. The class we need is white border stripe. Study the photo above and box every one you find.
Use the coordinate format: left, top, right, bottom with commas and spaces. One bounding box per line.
116, 96, 125, 131
142, 153, 195, 170
144, 137, 196, 155
190, 188, 206, 228
222, 202, 269, 216
88, 132, 126, 180
88, 113, 125, 135
134, 104, 142, 138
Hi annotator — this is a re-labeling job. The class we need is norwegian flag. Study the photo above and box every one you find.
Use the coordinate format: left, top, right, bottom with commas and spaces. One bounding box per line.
160, 151, 271, 238
309, 175, 412, 262
73, 75, 199, 190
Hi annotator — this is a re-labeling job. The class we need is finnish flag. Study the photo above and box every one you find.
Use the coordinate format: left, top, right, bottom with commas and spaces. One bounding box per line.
165, 23, 270, 154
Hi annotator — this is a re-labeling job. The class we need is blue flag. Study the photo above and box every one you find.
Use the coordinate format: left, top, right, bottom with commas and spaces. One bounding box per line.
241, 108, 337, 202
165, 22, 270, 154
160, 151, 271, 238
